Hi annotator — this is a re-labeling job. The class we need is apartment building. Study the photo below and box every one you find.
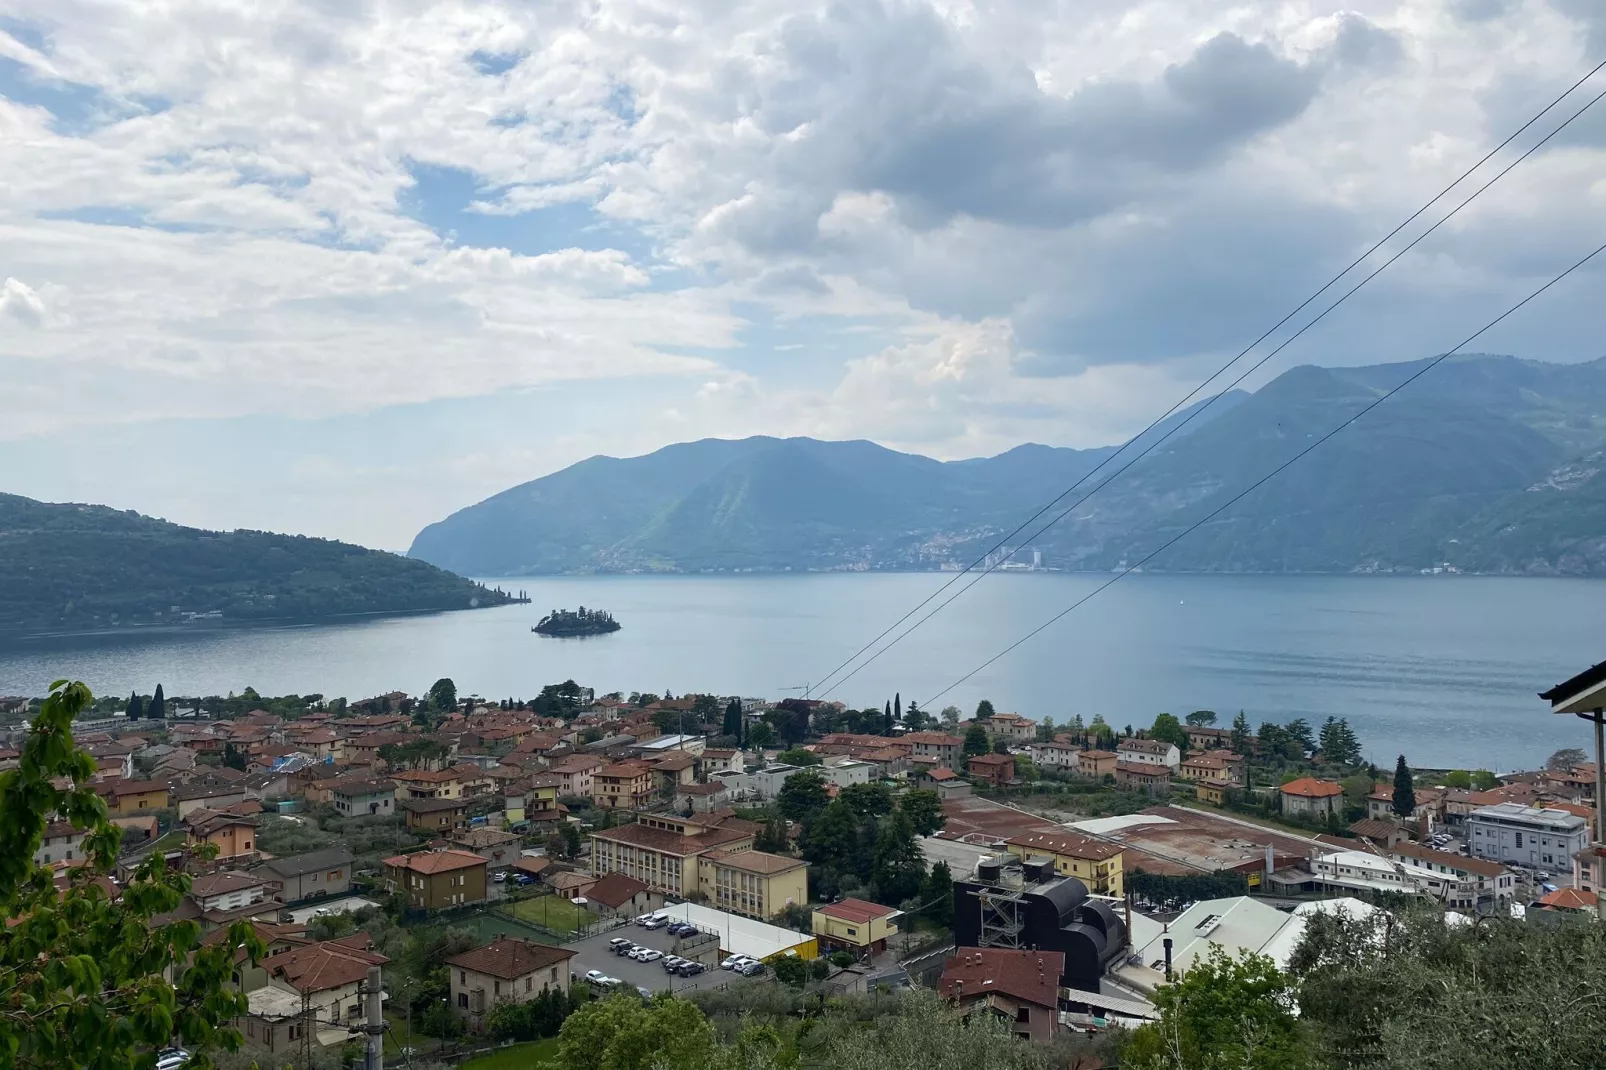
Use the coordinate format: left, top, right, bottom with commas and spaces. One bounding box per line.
1467, 803, 1589, 870
697, 850, 808, 920
446, 938, 576, 1032
1117, 738, 1181, 769
592, 760, 657, 810
1028, 741, 1081, 772
589, 813, 756, 897
902, 732, 964, 769
383, 849, 489, 910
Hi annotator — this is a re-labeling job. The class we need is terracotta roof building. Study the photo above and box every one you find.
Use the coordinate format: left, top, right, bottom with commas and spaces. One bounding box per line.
939, 948, 1064, 1041
813, 897, 901, 953
446, 937, 577, 1030
383, 849, 489, 910
1280, 777, 1344, 819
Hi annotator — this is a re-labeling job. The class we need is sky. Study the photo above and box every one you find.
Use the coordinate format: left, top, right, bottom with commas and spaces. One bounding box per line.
2, 0, 1605, 551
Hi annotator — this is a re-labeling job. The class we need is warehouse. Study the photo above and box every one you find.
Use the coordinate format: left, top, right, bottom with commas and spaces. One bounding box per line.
652, 901, 818, 962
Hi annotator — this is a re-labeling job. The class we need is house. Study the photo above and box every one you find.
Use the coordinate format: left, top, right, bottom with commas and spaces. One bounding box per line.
927, 767, 971, 798
111, 815, 159, 847
545, 871, 598, 900
1537, 887, 1599, 914
446, 938, 577, 1031
813, 898, 901, 955
1078, 750, 1118, 778
238, 987, 314, 1054
383, 849, 489, 910
1367, 785, 1444, 829
330, 778, 395, 818
185, 808, 258, 864
255, 847, 355, 903
980, 713, 1036, 743
1114, 762, 1171, 792
966, 753, 1015, 788
589, 813, 758, 897
1466, 803, 1589, 870
1385, 842, 1516, 907
547, 754, 606, 797
189, 870, 272, 913
1196, 781, 1228, 806
86, 742, 136, 780
592, 760, 658, 810
175, 783, 250, 818
697, 849, 809, 920
390, 768, 462, 800
698, 748, 740, 776
263, 934, 389, 1033
399, 797, 469, 833
674, 781, 733, 812
1117, 738, 1181, 769
34, 820, 87, 866
1178, 750, 1243, 786
1348, 818, 1408, 846
1003, 830, 1125, 896
1028, 741, 1081, 772
101, 779, 170, 815
450, 827, 523, 867
651, 752, 698, 792
584, 873, 662, 917
1184, 725, 1235, 752
939, 948, 1064, 1042
1279, 777, 1344, 819
903, 732, 964, 768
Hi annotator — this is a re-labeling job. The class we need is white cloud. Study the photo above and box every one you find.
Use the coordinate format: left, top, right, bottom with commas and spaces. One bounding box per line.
3, 0, 1605, 543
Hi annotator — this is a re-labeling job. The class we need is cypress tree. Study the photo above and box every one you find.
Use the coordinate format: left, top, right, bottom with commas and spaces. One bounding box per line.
894, 693, 902, 722
125, 692, 142, 721
1392, 755, 1416, 819
148, 684, 165, 720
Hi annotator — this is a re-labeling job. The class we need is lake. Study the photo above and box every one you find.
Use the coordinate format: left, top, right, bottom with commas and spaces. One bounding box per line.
0, 572, 1599, 771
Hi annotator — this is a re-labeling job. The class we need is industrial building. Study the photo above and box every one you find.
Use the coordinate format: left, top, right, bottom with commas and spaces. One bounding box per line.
953, 853, 1128, 993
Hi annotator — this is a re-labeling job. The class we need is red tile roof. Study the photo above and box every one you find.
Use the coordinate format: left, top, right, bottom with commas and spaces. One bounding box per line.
383, 849, 487, 875
939, 948, 1063, 1009
1538, 887, 1598, 911
1005, 829, 1123, 862
587, 872, 651, 908
1281, 777, 1343, 798
445, 937, 574, 980
815, 897, 897, 924
269, 935, 389, 994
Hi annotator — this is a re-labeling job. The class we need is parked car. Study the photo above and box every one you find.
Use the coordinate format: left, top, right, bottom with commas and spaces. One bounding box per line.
636, 986, 654, 1000
740, 962, 766, 977
638, 949, 664, 962
668, 922, 697, 936
609, 937, 633, 950
585, 970, 609, 985
641, 915, 668, 930
493, 871, 507, 883
636, 914, 657, 926
662, 956, 685, 971
155, 1050, 191, 1070
512, 872, 536, 886
676, 961, 706, 977
721, 955, 753, 971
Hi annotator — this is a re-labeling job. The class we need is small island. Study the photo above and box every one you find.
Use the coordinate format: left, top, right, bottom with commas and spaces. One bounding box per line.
532, 606, 621, 637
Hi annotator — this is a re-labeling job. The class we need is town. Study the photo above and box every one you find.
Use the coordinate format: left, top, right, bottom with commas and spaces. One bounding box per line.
5, 667, 1606, 1070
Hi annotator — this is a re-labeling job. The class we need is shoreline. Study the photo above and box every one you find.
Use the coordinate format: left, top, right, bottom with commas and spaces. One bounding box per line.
0, 602, 515, 646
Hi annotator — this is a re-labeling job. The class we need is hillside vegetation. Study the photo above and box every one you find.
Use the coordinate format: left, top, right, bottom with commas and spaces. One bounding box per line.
409, 355, 1606, 577
0, 495, 515, 636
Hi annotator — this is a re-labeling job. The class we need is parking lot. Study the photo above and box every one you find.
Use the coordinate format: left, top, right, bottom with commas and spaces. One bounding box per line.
565, 922, 762, 997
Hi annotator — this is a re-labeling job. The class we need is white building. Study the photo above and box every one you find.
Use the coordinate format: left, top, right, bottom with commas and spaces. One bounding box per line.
1029, 742, 1081, 772
1466, 803, 1589, 870
1311, 850, 1473, 904
728, 759, 873, 799
1117, 738, 1181, 770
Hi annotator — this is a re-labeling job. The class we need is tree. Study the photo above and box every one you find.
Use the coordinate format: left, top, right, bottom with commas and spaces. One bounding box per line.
802, 799, 861, 872
723, 698, 742, 739
962, 723, 990, 759
1186, 710, 1218, 728
992, 734, 1011, 755
691, 693, 721, 726
428, 677, 457, 711
1285, 717, 1315, 757
562, 822, 582, 859
125, 691, 142, 720
839, 782, 894, 819
0, 680, 261, 1068
922, 859, 954, 928
1035, 716, 1055, 742
1231, 710, 1253, 755
904, 701, 924, 731
746, 722, 775, 749
148, 682, 165, 719
555, 992, 717, 1070
545, 831, 570, 860
1150, 712, 1189, 750
754, 817, 789, 854
900, 789, 945, 837
1125, 947, 1315, 1070
1547, 747, 1587, 771
221, 742, 248, 771
974, 699, 995, 721
1442, 770, 1472, 789
1392, 755, 1416, 818
776, 747, 822, 767
776, 769, 830, 823
939, 705, 961, 728
871, 809, 926, 903
1470, 769, 1499, 791
771, 954, 809, 988
894, 693, 902, 725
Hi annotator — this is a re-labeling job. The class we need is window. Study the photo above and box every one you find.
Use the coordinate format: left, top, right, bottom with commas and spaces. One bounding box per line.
1515, 833, 1523, 848
550, 967, 558, 982
526, 976, 533, 993
460, 970, 467, 984
1016, 1007, 1030, 1023
458, 993, 469, 1008
494, 980, 501, 995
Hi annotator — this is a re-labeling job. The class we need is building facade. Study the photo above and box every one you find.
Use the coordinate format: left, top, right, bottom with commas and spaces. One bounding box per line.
445, 938, 576, 1032
1004, 830, 1126, 896
1279, 777, 1344, 819
383, 849, 489, 910
697, 850, 808, 920
812, 898, 901, 954
589, 814, 754, 897
1116, 738, 1181, 769
592, 761, 657, 810
1467, 803, 1589, 870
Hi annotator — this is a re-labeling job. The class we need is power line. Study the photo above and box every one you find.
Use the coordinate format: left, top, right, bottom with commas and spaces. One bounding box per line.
816, 76, 1606, 699
920, 236, 1606, 707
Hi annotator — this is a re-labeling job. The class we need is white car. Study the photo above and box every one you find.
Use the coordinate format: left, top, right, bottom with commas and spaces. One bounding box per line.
721, 955, 753, 971
155, 1050, 191, 1070
493, 871, 507, 883
585, 969, 609, 985
638, 949, 663, 962
629, 947, 653, 961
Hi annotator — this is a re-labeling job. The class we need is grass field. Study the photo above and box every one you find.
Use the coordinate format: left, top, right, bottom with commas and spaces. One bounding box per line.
508, 894, 592, 935
461, 1037, 560, 1069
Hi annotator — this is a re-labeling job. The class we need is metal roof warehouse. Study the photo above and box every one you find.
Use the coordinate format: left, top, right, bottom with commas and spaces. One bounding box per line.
653, 902, 818, 962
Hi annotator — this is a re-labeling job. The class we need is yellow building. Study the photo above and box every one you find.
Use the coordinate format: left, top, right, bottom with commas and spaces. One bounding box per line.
812, 898, 901, 953
1196, 782, 1228, 806
590, 813, 755, 897
104, 780, 171, 815
697, 850, 808, 920
1004, 830, 1125, 897
390, 768, 462, 800
185, 808, 259, 864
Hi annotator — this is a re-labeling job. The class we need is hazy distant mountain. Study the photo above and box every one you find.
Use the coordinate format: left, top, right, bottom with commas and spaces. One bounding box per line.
409, 356, 1606, 576
0, 495, 515, 636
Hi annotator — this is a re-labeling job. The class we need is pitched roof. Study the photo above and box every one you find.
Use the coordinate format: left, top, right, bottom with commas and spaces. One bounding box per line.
1388, 841, 1509, 878
452, 827, 521, 849
903, 732, 963, 746
1538, 887, 1598, 910
185, 807, 257, 836
704, 850, 807, 875
383, 849, 487, 875
257, 846, 355, 878
1347, 818, 1401, 840
967, 753, 1014, 767
938, 948, 1063, 1009
1119, 738, 1175, 754
269, 935, 389, 994
1281, 777, 1344, 799
445, 937, 575, 980
545, 871, 596, 890
815, 897, 898, 924
1004, 830, 1122, 862
590, 821, 749, 855
587, 872, 651, 908
190, 870, 270, 898
398, 797, 467, 813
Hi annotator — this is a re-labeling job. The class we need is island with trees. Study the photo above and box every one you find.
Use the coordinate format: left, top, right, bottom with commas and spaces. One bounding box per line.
532, 606, 622, 637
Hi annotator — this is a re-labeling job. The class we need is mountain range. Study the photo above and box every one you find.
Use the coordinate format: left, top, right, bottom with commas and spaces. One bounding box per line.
0, 495, 516, 637
408, 354, 1606, 578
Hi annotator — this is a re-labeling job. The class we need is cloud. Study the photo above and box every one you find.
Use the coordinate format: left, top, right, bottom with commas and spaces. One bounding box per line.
0, 277, 47, 327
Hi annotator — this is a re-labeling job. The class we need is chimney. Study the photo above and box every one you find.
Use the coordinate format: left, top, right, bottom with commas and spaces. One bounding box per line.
1163, 937, 1174, 983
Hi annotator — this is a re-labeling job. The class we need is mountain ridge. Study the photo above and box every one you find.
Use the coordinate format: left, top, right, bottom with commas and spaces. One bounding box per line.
408, 356, 1606, 577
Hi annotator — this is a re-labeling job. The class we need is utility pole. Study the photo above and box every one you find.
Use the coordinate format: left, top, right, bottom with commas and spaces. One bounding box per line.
362, 965, 385, 1070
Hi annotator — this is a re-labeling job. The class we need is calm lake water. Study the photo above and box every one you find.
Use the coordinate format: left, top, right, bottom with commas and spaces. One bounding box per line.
0, 573, 1600, 771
